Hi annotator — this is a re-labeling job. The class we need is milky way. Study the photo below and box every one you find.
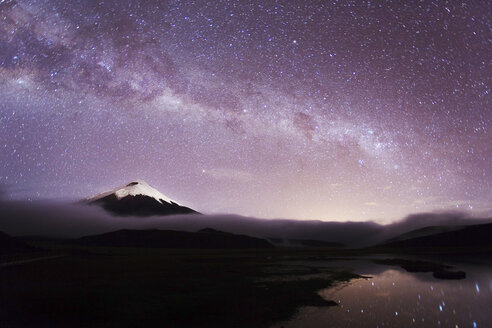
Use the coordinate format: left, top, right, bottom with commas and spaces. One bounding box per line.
1, 0, 490, 222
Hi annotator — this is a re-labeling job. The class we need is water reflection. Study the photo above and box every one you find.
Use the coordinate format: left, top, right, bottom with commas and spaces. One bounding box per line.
272, 261, 492, 328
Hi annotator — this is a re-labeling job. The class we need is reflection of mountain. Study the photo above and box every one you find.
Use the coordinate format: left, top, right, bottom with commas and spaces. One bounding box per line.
379, 223, 492, 251
74, 228, 274, 249
0, 231, 35, 254
85, 180, 198, 216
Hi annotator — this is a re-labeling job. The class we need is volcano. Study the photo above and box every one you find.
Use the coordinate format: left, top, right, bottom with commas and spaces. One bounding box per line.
86, 180, 198, 216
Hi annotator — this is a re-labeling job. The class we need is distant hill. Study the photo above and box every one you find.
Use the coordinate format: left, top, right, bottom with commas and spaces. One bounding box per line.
384, 225, 464, 243
74, 228, 274, 249
85, 180, 198, 216
377, 223, 492, 252
298, 239, 344, 248
267, 238, 344, 248
0, 231, 36, 254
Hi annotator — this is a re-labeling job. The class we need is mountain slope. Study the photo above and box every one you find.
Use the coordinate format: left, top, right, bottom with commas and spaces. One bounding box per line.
0, 231, 36, 254
384, 225, 464, 243
74, 228, 274, 249
377, 222, 492, 252
86, 180, 198, 216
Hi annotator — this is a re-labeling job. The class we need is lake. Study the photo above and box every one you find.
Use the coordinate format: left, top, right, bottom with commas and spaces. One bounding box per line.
272, 258, 492, 328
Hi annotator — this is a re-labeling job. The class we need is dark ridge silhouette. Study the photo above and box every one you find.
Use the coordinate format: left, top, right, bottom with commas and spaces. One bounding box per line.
298, 239, 344, 248
266, 238, 344, 248
198, 227, 228, 234
384, 225, 464, 243
0, 231, 35, 254
74, 229, 274, 249
379, 222, 492, 251
89, 194, 198, 216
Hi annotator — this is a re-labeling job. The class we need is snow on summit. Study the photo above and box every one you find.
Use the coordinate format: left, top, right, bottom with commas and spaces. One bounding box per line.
85, 180, 199, 216
88, 180, 175, 204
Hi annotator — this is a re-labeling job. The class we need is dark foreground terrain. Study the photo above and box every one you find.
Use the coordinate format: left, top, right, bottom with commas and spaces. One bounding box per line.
0, 244, 361, 328
1, 223, 489, 328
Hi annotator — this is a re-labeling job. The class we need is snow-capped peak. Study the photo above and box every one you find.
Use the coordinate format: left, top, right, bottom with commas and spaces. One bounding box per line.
87, 180, 175, 204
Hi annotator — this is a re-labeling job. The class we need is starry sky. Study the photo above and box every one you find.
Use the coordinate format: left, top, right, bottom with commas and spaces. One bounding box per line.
1, 0, 491, 222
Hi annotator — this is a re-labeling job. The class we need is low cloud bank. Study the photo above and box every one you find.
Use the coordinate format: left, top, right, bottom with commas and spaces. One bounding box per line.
0, 199, 489, 247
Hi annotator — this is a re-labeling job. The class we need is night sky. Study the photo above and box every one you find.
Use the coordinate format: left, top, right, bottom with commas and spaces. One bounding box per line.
1, 0, 490, 222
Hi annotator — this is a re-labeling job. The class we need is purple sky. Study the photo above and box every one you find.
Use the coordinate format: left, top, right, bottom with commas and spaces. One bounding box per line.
1, 0, 490, 222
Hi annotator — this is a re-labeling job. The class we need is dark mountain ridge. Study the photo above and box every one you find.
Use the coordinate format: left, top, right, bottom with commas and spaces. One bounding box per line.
377, 222, 492, 253
0, 230, 36, 254
74, 228, 274, 249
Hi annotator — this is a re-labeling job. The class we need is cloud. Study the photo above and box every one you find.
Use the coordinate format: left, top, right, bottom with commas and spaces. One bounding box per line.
0, 199, 380, 245
0, 199, 490, 247
411, 197, 492, 216
369, 211, 492, 243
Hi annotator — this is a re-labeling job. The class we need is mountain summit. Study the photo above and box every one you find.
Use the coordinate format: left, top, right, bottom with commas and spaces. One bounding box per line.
86, 180, 198, 216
